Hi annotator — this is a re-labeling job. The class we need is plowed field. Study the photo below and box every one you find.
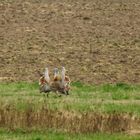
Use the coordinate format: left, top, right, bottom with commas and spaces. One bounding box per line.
0, 0, 140, 84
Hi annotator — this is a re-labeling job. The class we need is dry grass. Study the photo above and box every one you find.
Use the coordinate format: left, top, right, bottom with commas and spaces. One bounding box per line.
0, 106, 139, 133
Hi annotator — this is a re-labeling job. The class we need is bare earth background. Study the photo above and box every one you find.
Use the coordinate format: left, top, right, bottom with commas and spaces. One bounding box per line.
0, 0, 140, 84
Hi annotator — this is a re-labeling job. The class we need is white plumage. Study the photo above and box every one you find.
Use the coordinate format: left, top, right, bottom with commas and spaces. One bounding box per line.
38, 67, 70, 96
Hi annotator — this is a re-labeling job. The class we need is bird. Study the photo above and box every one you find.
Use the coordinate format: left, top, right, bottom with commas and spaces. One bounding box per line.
50, 67, 63, 94
39, 67, 51, 94
38, 67, 71, 96
61, 66, 71, 95
50, 67, 70, 95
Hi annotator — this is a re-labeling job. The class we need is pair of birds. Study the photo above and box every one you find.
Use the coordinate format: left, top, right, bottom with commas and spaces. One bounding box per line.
39, 67, 70, 95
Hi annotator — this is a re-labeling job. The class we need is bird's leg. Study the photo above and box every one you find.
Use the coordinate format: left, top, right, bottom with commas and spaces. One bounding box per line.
39, 86, 42, 93
56, 91, 61, 97
55, 90, 58, 95
46, 92, 49, 97
44, 92, 49, 98
66, 91, 69, 95
56, 91, 59, 96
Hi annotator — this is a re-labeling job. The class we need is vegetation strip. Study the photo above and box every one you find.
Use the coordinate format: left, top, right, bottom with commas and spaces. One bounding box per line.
0, 82, 140, 133
0, 129, 140, 140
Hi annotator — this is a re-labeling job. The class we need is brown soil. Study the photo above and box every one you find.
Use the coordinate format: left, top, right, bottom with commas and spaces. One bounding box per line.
0, 0, 140, 84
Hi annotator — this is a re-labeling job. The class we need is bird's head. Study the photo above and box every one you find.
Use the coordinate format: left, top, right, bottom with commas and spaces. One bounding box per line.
62, 67, 68, 73
54, 68, 59, 74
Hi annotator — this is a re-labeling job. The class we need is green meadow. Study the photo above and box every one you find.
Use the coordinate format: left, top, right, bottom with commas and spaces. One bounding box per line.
0, 82, 140, 114
0, 129, 140, 140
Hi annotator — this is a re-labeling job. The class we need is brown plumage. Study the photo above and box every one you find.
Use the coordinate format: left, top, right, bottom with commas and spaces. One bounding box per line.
39, 67, 51, 93
50, 67, 65, 94
38, 67, 71, 95
51, 67, 70, 95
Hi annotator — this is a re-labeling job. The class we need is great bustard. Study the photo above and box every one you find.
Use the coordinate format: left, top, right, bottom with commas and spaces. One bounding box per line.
61, 66, 71, 95
38, 67, 70, 95
39, 67, 51, 94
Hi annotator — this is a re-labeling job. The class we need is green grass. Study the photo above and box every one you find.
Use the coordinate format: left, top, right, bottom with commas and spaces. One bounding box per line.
0, 82, 140, 113
0, 82, 140, 137
0, 129, 139, 140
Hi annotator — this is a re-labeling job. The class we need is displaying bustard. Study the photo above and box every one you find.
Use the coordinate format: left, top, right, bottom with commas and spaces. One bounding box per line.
51, 67, 70, 95
61, 66, 71, 95
38, 67, 70, 95
39, 67, 51, 94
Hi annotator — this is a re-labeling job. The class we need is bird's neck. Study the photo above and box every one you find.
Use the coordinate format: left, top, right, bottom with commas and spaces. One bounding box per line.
45, 70, 50, 83
54, 71, 58, 77
61, 70, 65, 84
